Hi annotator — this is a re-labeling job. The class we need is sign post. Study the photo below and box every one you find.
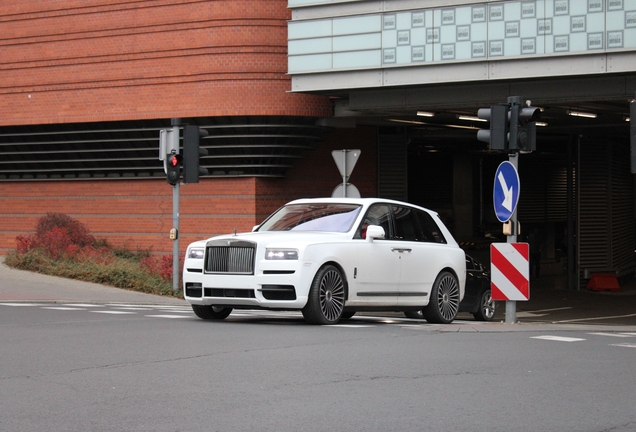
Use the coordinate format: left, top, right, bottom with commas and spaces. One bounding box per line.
492, 155, 528, 323
331, 149, 361, 198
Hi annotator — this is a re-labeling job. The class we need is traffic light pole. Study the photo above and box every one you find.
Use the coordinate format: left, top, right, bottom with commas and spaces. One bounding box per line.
506, 152, 519, 323
171, 118, 180, 294
505, 96, 522, 323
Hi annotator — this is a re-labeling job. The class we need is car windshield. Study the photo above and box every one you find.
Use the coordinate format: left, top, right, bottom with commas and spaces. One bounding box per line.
258, 203, 362, 232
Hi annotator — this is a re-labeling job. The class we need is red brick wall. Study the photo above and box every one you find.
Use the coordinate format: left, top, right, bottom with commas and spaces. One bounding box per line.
0, 1, 378, 256
0, 0, 332, 125
0, 177, 258, 255
0, 126, 378, 255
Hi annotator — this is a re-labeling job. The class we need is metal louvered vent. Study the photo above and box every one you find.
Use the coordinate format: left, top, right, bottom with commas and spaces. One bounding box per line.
377, 130, 408, 201
0, 116, 326, 181
578, 140, 636, 282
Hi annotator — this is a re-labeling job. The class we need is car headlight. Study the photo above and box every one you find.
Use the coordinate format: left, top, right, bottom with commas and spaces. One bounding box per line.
265, 248, 299, 260
188, 248, 205, 259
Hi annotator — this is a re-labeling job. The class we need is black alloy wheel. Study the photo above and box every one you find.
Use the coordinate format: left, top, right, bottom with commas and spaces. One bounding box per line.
423, 271, 460, 324
302, 265, 346, 325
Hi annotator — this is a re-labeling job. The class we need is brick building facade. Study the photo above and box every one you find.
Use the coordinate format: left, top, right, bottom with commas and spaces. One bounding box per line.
0, 1, 376, 255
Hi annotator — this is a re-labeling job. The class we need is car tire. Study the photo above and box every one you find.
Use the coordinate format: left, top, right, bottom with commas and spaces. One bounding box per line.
423, 271, 460, 324
404, 310, 424, 319
473, 289, 495, 321
192, 305, 233, 320
341, 311, 356, 320
302, 264, 346, 325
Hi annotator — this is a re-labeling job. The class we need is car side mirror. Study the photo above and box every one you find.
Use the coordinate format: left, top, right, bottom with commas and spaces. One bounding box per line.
365, 225, 385, 242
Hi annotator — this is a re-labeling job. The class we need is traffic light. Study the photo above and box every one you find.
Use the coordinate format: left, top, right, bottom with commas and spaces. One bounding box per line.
183, 125, 209, 184
477, 105, 509, 151
510, 105, 541, 152
166, 153, 182, 186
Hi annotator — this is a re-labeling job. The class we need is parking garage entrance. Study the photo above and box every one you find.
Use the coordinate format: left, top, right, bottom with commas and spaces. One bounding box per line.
377, 126, 635, 291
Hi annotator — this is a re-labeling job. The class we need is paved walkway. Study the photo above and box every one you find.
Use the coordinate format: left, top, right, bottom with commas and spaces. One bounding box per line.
0, 257, 187, 305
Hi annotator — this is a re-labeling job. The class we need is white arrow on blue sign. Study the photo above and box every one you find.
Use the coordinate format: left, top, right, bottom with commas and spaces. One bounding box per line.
493, 161, 520, 223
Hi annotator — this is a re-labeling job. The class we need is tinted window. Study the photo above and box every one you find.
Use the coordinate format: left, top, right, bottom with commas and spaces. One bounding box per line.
393, 206, 423, 241
415, 210, 447, 243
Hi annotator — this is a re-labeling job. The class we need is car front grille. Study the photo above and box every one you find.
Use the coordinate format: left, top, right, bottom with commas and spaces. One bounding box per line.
204, 240, 256, 274
204, 288, 255, 298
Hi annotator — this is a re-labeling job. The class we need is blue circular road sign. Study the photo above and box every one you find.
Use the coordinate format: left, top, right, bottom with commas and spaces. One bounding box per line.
493, 161, 520, 223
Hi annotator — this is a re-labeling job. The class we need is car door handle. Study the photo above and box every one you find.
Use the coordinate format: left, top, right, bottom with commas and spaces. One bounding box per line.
391, 248, 412, 253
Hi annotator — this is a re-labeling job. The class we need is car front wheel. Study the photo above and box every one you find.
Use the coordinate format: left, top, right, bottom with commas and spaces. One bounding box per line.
192, 305, 233, 320
302, 265, 346, 325
473, 289, 495, 321
423, 271, 460, 324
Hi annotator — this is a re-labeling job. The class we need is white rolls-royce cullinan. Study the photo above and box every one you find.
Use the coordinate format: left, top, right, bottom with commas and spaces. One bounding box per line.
183, 198, 466, 325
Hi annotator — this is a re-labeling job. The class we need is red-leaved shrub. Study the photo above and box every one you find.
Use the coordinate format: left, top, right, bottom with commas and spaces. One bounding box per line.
36, 213, 94, 247
140, 255, 174, 282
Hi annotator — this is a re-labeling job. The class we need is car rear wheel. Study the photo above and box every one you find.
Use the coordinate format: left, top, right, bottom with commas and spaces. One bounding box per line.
302, 265, 345, 325
473, 289, 495, 321
192, 305, 233, 320
423, 271, 460, 324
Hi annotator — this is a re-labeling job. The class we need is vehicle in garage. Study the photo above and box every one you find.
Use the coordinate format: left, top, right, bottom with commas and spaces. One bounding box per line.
183, 198, 466, 325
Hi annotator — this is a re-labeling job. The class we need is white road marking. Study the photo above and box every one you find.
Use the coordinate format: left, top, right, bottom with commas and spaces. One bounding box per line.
328, 324, 375, 328
610, 343, 636, 348
62, 304, 105, 308
588, 332, 635, 338
42, 307, 86, 311
91, 310, 136, 315
531, 335, 586, 342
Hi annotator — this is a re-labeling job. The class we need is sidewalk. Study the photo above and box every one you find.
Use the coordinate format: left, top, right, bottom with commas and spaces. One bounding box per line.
0, 257, 187, 306
486, 275, 636, 328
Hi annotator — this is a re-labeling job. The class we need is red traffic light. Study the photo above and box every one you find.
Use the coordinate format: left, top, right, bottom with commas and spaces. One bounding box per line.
169, 154, 181, 167
166, 153, 182, 186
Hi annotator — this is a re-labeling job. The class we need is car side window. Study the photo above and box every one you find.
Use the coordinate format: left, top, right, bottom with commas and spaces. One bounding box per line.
466, 256, 475, 270
416, 210, 447, 243
392, 205, 423, 241
355, 204, 392, 239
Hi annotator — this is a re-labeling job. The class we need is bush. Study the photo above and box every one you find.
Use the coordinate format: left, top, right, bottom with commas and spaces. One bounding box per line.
35, 213, 95, 247
6, 214, 179, 297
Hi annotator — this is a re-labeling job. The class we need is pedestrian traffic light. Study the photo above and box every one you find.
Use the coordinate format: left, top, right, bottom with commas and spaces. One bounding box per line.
477, 105, 509, 151
183, 125, 209, 184
166, 153, 182, 186
510, 104, 541, 152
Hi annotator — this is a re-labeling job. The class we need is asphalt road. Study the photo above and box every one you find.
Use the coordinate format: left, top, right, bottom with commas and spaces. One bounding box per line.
2, 260, 636, 431
2, 304, 636, 432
